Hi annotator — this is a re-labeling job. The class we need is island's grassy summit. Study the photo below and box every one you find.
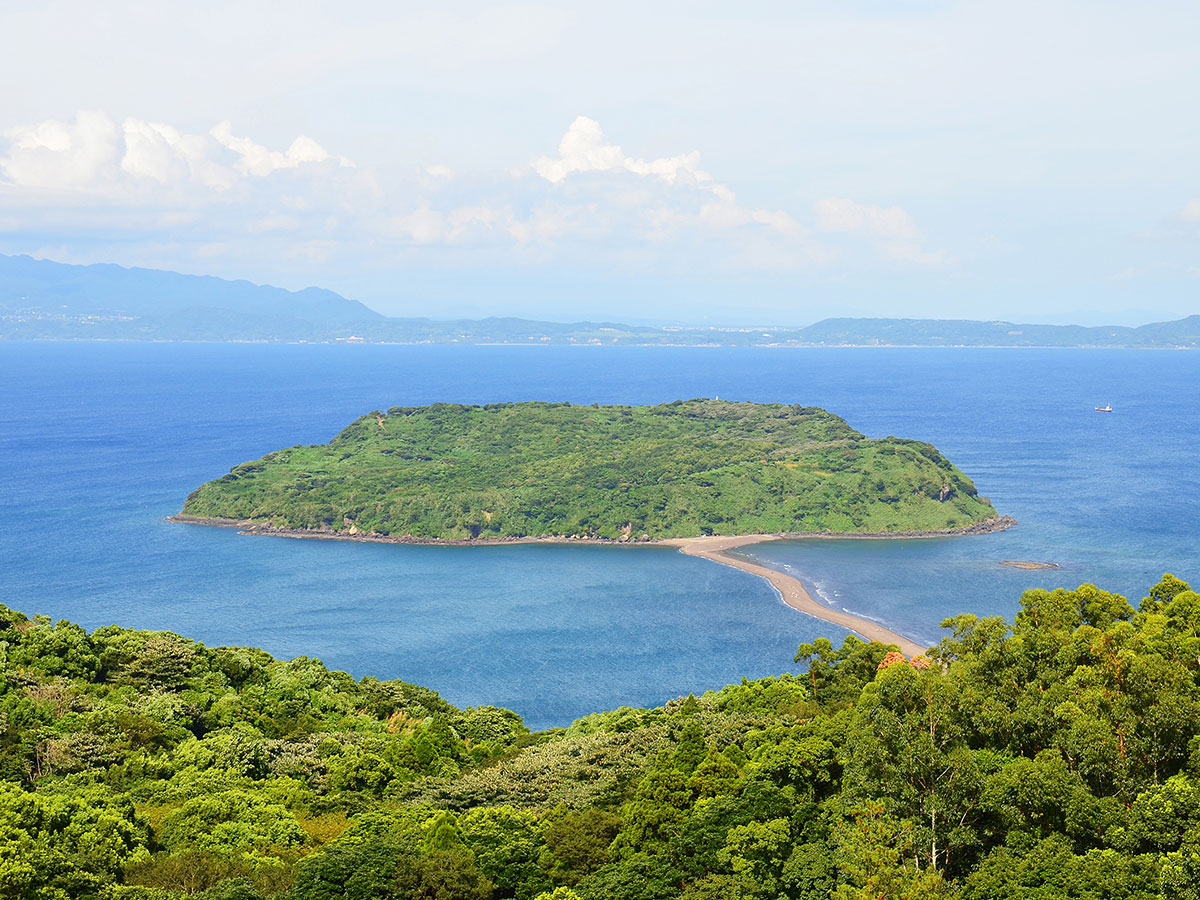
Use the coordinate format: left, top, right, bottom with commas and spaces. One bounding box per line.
180, 400, 1000, 540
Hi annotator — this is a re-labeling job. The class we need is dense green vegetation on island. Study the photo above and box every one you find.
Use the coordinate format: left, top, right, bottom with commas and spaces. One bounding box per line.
179, 400, 999, 540
3, 575, 1200, 899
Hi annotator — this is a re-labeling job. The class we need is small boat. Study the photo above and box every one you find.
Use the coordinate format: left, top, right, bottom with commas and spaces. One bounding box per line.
1094, 404, 1112, 412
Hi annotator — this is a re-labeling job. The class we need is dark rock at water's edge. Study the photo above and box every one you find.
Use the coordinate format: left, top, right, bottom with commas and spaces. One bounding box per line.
166, 514, 1018, 546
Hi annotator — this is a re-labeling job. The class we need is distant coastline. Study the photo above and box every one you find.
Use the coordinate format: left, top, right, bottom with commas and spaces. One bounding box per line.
168, 513, 1015, 656
4, 251, 1197, 348
7, 337, 1197, 350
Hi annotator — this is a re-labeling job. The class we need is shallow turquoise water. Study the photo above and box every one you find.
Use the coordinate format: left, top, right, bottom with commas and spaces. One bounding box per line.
0, 343, 1195, 727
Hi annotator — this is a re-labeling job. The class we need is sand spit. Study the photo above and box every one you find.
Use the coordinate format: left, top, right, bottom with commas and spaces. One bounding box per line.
665, 535, 929, 659
169, 514, 1016, 659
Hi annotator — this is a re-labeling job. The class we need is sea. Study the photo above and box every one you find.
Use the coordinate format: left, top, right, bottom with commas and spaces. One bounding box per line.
0, 342, 1196, 729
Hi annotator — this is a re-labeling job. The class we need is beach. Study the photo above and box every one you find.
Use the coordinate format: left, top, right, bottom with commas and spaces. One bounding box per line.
168, 514, 1000, 658
666, 535, 929, 659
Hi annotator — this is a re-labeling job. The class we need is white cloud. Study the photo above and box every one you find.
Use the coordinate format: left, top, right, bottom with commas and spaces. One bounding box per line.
447, 204, 507, 240
0, 111, 953, 281
121, 118, 235, 189
815, 197, 919, 239
0, 110, 351, 192
0, 110, 380, 288
210, 121, 351, 177
1, 110, 119, 188
1179, 199, 1200, 223
521, 117, 823, 267
533, 116, 711, 186
815, 196, 947, 266
391, 207, 446, 244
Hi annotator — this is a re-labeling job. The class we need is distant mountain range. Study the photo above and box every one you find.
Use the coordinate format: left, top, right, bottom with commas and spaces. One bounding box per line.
2, 254, 1197, 347
794, 316, 1200, 348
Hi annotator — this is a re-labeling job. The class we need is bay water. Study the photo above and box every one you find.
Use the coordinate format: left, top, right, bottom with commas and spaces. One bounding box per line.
0, 343, 1195, 728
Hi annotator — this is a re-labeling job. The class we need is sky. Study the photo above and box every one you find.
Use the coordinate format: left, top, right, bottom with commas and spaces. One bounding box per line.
1, 1, 1198, 326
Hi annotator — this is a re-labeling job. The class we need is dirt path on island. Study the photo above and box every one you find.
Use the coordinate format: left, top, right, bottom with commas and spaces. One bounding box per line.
666, 535, 929, 658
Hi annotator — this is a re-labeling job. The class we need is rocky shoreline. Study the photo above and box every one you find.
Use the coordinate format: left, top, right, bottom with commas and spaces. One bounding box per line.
166, 513, 1017, 547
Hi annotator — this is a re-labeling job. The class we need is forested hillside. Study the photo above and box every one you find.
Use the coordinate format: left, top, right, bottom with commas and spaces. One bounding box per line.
2, 575, 1199, 898
179, 400, 999, 540
0, 254, 385, 342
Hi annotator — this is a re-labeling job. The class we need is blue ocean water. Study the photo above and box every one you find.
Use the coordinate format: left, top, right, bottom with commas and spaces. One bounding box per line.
0, 343, 1195, 728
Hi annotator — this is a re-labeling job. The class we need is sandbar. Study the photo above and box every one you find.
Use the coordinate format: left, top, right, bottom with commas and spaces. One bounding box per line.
170, 514, 1015, 658
665, 534, 929, 658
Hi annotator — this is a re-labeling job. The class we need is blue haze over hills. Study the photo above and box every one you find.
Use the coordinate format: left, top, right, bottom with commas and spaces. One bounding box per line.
2, 254, 1197, 347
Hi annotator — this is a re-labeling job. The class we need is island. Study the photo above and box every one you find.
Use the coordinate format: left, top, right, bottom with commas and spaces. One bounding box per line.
174, 400, 1011, 654
177, 399, 1003, 541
